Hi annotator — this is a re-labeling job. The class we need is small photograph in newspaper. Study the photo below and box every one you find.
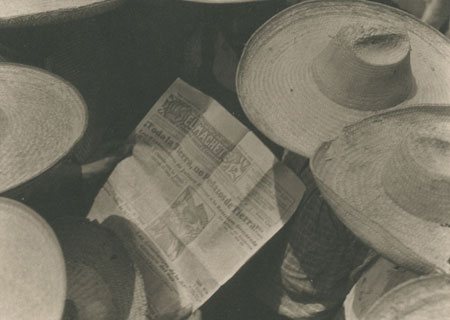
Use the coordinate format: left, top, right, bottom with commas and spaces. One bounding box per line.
88, 78, 305, 319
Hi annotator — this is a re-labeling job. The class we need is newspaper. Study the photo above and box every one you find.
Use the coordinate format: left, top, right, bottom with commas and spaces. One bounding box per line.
88, 79, 305, 319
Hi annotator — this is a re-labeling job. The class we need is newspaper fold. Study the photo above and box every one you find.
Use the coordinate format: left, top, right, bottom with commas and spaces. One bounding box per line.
88, 79, 305, 319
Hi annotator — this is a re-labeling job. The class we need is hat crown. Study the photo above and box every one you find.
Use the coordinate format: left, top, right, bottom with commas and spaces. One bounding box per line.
352, 29, 410, 66
312, 24, 414, 111
382, 123, 450, 224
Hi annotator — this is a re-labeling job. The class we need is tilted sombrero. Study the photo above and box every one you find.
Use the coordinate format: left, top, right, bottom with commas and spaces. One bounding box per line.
0, 63, 87, 195
51, 217, 148, 320
344, 257, 419, 320
0, 0, 125, 27
237, 0, 450, 157
311, 105, 450, 274
0, 197, 66, 320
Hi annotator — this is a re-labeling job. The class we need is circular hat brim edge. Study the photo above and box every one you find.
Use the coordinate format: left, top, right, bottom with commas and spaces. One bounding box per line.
0, 62, 88, 195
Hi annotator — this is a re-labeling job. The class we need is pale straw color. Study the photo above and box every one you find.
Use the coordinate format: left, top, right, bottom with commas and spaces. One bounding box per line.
363, 274, 450, 320
311, 106, 450, 274
237, 0, 450, 158
0, 63, 87, 194
0, 197, 66, 320
0, 0, 125, 27
344, 257, 418, 320
52, 218, 148, 320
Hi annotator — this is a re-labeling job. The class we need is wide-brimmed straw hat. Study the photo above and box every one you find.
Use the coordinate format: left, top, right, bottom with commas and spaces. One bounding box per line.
51, 217, 148, 320
344, 257, 419, 320
0, 0, 125, 27
237, 0, 450, 157
0, 63, 87, 195
0, 197, 66, 320
311, 105, 450, 274
363, 274, 450, 319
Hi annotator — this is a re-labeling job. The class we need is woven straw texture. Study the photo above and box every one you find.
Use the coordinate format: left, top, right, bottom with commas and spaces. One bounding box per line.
257, 152, 370, 319
363, 274, 450, 319
0, 197, 66, 320
237, 0, 450, 158
344, 257, 419, 320
0, 63, 87, 195
311, 105, 450, 274
0, 0, 125, 28
51, 217, 148, 320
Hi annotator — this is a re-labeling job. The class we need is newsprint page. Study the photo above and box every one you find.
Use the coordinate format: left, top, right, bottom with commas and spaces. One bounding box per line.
88, 79, 305, 319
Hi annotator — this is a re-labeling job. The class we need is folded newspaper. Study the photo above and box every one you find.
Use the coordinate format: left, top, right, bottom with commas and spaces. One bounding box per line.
88, 79, 305, 319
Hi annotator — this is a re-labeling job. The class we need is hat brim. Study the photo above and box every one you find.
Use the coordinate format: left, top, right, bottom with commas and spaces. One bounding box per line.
0, 198, 66, 320
311, 105, 450, 274
363, 274, 450, 319
237, 0, 450, 158
0, 63, 87, 194
344, 257, 418, 320
0, 0, 125, 28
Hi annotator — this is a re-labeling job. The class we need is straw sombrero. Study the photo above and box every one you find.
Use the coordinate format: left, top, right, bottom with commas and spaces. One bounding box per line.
0, 197, 66, 320
237, 0, 450, 157
0, 0, 125, 27
52, 217, 148, 320
0, 63, 87, 195
344, 257, 419, 320
311, 105, 450, 274
363, 274, 450, 319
